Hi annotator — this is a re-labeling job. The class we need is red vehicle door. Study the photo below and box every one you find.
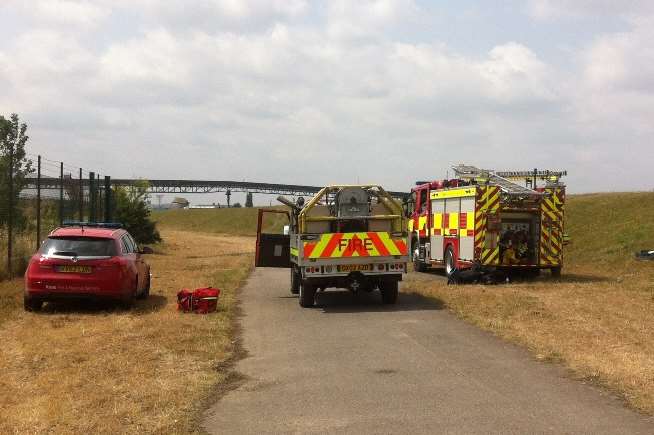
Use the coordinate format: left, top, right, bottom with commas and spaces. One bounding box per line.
255, 209, 291, 268
120, 234, 141, 290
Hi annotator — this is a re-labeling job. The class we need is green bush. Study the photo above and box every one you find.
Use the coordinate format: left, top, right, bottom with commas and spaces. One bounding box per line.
113, 181, 161, 244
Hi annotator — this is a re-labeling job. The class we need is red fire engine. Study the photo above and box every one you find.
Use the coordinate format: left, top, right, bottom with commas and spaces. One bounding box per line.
408, 165, 567, 279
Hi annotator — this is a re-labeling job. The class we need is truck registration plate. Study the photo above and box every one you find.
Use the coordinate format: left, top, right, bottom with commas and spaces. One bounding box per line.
338, 264, 370, 272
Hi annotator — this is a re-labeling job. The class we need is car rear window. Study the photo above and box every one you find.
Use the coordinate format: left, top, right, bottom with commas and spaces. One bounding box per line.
41, 237, 117, 257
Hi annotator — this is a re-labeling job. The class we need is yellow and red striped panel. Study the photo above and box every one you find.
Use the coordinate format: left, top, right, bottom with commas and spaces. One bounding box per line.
303, 232, 408, 259
431, 212, 475, 237
540, 188, 565, 266
476, 186, 501, 265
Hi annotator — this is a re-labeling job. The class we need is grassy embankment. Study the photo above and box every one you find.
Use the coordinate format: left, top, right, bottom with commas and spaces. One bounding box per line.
0, 208, 273, 434
152, 206, 288, 236
405, 192, 654, 413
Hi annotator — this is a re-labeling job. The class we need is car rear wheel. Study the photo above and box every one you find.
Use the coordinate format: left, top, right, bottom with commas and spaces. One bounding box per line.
121, 279, 138, 308
137, 274, 151, 300
24, 295, 43, 312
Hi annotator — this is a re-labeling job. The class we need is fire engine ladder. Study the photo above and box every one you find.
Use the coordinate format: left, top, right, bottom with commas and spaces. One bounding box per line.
452, 165, 541, 196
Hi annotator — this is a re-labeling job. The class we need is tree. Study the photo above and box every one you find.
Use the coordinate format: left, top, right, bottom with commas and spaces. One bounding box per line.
245, 192, 253, 208
0, 114, 33, 231
232, 202, 242, 208
113, 180, 161, 244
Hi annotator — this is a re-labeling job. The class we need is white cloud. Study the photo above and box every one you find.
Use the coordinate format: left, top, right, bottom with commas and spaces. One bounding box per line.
0, 1, 652, 193
479, 42, 557, 102
327, 0, 419, 40
8, 0, 111, 28
108, 0, 309, 33
527, 0, 654, 20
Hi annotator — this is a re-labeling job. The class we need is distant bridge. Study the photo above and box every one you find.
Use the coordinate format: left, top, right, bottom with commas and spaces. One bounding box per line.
23, 178, 409, 200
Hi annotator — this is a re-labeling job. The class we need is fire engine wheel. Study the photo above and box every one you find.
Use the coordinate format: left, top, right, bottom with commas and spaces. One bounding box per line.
290, 268, 300, 295
299, 282, 316, 308
551, 267, 562, 278
380, 280, 399, 304
445, 247, 455, 277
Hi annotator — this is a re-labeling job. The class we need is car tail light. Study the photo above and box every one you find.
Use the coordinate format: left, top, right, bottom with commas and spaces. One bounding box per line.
95, 257, 121, 270
377, 264, 385, 271
397, 263, 404, 270
37, 256, 54, 270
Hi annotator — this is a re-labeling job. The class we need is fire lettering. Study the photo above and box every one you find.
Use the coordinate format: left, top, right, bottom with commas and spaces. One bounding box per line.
338, 238, 373, 252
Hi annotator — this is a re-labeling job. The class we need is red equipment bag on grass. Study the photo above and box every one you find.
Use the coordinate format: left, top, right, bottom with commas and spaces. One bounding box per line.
192, 287, 220, 314
177, 289, 194, 312
177, 287, 220, 314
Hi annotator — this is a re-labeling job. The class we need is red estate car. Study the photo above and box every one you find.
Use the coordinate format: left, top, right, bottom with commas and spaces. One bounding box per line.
24, 223, 152, 311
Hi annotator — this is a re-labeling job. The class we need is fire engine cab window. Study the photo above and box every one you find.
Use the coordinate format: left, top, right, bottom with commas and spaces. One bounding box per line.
419, 190, 428, 212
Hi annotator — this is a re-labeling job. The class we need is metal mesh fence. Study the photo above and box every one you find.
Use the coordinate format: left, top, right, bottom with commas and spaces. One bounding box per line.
1, 153, 113, 279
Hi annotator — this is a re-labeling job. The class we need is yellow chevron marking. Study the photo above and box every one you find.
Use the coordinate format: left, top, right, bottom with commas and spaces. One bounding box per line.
377, 232, 402, 256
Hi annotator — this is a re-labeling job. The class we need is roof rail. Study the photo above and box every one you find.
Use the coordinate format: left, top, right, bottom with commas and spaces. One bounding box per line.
62, 221, 123, 229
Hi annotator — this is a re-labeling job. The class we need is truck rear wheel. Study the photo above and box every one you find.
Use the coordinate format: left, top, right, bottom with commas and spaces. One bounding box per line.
380, 281, 398, 304
299, 281, 316, 308
290, 268, 300, 295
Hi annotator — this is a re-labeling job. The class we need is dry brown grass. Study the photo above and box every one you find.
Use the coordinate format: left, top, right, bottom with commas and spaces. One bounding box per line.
405, 261, 654, 413
0, 229, 255, 434
406, 192, 654, 413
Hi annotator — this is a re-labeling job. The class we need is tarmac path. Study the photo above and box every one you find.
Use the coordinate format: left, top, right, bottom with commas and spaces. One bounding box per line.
203, 268, 653, 434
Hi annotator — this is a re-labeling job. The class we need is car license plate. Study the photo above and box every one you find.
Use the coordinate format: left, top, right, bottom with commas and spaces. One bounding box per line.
338, 264, 370, 272
56, 265, 92, 274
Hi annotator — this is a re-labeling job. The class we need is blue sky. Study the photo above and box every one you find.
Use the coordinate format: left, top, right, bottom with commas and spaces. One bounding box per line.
1, 0, 653, 202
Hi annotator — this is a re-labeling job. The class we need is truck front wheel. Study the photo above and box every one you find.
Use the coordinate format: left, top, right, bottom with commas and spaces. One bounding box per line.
299, 281, 316, 308
380, 280, 399, 304
445, 246, 455, 278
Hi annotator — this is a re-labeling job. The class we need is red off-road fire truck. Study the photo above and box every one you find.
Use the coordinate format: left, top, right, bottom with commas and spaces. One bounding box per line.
408, 165, 567, 279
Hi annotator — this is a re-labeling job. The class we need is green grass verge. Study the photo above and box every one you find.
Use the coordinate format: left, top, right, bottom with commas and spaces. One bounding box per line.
153, 207, 288, 236
565, 192, 654, 268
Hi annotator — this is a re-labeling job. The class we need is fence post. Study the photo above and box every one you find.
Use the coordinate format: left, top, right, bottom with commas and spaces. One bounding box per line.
59, 162, 64, 226
89, 171, 96, 222
104, 176, 111, 222
79, 168, 83, 221
7, 140, 14, 278
36, 156, 41, 251
96, 173, 102, 221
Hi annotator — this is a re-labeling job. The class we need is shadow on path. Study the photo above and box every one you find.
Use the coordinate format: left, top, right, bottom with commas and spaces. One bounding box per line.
316, 289, 444, 314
